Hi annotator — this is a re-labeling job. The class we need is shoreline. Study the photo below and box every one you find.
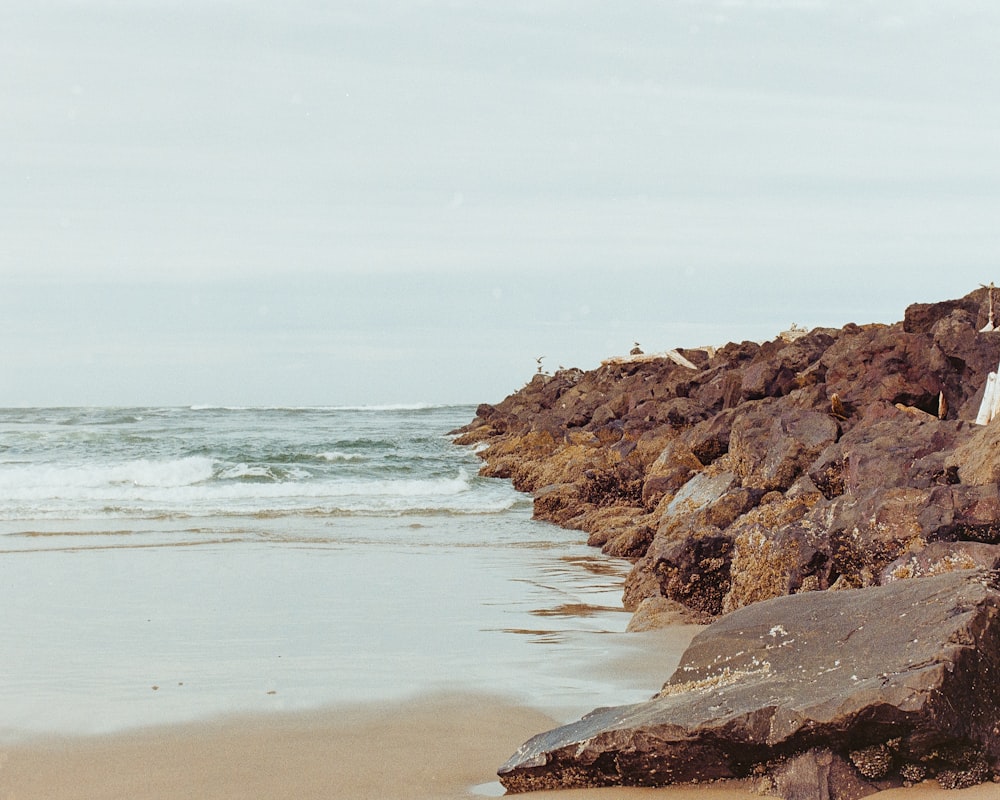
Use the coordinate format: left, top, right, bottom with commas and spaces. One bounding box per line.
2, 693, 996, 800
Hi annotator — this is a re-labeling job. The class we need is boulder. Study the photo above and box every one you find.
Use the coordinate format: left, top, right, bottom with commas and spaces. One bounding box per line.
945, 483, 1000, 542
722, 520, 824, 612
680, 407, 740, 465
903, 294, 981, 334
763, 749, 876, 800
624, 468, 745, 616
625, 596, 711, 631
641, 437, 703, 508
532, 482, 584, 524
629, 524, 734, 617
728, 406, 839, 492
822, 325, 946, 416
950, 416, 1000, 485
498, 570, 1000, 796
737, 329, 838, 404
882, 541, 1000, 582
653, 468, 739, 525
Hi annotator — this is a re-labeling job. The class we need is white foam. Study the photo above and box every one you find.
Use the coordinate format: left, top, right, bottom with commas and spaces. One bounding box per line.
217, 463, 277, 481
326, 403, 440, 412
0, 457, 215, 492
0, 464, 504, 519
318, 451, 363, 462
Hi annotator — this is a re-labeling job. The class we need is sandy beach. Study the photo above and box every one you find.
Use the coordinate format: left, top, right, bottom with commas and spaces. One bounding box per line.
3, 691, 997, 800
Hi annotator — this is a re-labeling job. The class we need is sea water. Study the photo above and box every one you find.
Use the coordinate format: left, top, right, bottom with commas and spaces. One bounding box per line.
0, 406, 670, 739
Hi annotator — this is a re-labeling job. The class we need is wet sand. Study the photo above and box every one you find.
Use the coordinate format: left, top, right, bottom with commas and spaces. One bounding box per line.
3, 693, 996, 800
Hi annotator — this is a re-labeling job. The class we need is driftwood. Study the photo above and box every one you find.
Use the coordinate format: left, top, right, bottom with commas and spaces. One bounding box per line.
602, 349, 700, 370
980, 282, 996, 332
664, 349, 698, 370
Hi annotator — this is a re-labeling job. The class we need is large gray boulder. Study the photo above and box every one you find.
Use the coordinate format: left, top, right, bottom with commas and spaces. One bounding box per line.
499, 570, 1000, 796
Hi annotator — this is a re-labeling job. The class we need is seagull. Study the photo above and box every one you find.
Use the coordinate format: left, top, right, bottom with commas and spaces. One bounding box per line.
830, 393, 848, 420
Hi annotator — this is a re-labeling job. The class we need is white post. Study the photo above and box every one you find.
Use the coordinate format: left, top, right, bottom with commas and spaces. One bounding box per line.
976, 369, 999, 425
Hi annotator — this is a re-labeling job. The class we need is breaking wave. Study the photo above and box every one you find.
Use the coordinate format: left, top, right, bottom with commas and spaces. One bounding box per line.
0, 405, 509, 522
0, 457, 216, 491
0, 462, 514, 520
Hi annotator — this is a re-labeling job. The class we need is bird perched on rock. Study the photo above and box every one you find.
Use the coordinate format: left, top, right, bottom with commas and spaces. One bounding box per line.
830, 393, 848, 420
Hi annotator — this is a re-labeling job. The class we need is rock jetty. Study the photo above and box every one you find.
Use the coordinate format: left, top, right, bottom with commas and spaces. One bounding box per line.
454, 288, 1000, 795
454, 288, 1000, 621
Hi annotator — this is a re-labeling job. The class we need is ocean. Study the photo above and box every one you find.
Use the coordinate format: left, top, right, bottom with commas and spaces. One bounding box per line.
0, 405, 682, 741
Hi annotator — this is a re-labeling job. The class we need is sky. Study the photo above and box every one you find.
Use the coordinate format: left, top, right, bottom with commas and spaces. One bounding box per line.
2, 0, 1000, 407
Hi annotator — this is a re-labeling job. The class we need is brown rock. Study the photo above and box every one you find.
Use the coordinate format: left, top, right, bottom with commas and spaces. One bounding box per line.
601, 523, 655, 559
903, 294, 981, 334
624, 596, 710, 631
624, 469, 744, 615
681, 407, 741, 465
498, 570, 1000, 796
636, 525, 734, 616
641, 438, 703, 508
764, 749, 877, 800
947, 483, 1000, 542
723, 521, 823, 613
950, 416, 1000, 485
652, 468, 739, 526
728, 406, 839, 492
882, 541, 1000, 582
532, 483, 583, 525
822, 325, 943, 417
621, 563, 663, 612
736, 330, 837, 404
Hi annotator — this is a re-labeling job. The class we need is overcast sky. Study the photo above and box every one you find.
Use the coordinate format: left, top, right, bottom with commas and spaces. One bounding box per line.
3, 1, 1000, 406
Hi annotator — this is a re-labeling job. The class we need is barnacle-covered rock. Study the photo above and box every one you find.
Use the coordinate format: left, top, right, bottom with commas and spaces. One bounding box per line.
499, 570, 1000, 797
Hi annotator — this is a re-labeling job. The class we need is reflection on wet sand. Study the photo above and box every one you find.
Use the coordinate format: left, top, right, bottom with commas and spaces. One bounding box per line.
529, 602, 623, 618
559, 553, 628, 577
499, 628, 571, 644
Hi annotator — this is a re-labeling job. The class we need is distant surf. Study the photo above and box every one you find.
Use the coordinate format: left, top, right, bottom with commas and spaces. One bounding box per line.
0, 406, 518, 520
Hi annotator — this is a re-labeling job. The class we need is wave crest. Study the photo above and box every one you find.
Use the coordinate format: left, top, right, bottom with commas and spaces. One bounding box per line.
0, 456, 215, 491
0, 466, 513, 520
